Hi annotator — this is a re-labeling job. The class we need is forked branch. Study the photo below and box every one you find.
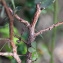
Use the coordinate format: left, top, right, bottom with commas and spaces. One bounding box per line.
9, 8, 30, 27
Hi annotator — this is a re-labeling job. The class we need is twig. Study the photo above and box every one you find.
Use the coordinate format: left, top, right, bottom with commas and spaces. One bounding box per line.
9, 8, 30, 27
0, 52, 23, 56
31, 3, 42, 32
35, 21, 63, 36
1, 0, 21, 63
0, 52, 13, 56
0, 38, 10, 41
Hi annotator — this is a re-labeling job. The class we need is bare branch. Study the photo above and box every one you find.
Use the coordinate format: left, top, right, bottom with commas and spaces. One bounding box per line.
26, 3, 43, 44
0, 52, 24, 56
9, 8, 30, 27
1, 0, 21, 63
35, 21, 63, 36
31, 3, 42, 29
0, 52, 13, 56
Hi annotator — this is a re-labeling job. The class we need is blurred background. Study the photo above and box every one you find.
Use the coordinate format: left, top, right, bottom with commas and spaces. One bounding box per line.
0, 0, 63, 63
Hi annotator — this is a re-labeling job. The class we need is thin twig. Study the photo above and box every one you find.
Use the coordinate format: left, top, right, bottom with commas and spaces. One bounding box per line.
35, 21, 63, 36
0, 38, 10, 41
0, 52, 13, 56
1, 0, 21, 63
31, 3, 42, 31
9, 8, 30, 27
0, 52, 25, 56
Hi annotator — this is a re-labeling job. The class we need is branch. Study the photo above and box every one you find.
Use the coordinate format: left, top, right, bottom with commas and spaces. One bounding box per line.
0, 52, 24, 56
0, 52, 13, 56
35, 21, 63, 36
26, 3, 43, 44
31, 3, 42, 29
1, 0, 21, 63
9, 8, 30, 27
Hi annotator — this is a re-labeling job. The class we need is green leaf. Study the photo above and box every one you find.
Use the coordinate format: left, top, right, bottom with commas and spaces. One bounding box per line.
22, 32, 28, 40
11, 59, 16, 63
0, 24, 9, 37
41, 9, 47, 14
31, 41, 36, 49
18, 42, 27, 54
0, 24, 19, 41
31, 52, 38, 61
13, 37, 18, 44
11, 0, 15, 10
7, 56, 13, 60
28, 47, 36, 53
25, 0, 34, 7
0, 6, 5, 18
